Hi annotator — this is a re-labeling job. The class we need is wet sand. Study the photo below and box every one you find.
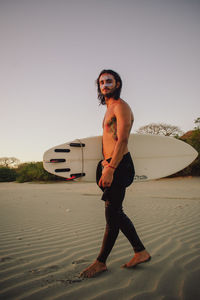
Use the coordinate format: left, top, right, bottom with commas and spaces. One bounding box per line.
0, 177, 200, 300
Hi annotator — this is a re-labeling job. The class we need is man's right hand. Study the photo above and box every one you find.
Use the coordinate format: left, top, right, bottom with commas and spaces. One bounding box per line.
101, 160, 109, 167
99, 165, 114, 188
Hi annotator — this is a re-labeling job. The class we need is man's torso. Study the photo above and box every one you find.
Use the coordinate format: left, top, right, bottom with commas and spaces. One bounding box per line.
102, 99, 133, 159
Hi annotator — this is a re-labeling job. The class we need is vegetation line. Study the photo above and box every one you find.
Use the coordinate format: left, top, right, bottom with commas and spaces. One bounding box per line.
1, 119, 199, 182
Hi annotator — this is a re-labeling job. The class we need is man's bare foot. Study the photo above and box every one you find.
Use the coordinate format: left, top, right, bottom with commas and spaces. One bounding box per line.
80, 260, 107, 278
122, 250, 151, 268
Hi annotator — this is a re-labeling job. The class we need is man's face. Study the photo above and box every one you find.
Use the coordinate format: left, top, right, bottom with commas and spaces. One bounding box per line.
99, 73, 117, 97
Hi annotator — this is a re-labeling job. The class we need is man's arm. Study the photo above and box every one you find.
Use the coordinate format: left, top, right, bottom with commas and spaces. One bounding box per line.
99, 102, 133, 188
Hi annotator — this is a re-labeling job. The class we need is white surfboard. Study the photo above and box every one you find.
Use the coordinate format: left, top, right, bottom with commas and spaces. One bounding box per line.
43, 134, 198, 181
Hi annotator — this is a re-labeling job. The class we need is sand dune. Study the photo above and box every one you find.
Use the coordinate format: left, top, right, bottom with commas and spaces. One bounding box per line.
0, 177, 200, 300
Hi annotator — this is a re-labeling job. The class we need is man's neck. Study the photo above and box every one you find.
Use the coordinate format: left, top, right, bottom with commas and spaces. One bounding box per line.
105, 97, 120, 107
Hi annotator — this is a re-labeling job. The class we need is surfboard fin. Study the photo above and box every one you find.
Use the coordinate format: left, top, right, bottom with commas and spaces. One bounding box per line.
49, 159, 66, 163
65, 173, 85, 180
55, 168, 71, 173
54, 149, 70, 153
69, 143, 85, 147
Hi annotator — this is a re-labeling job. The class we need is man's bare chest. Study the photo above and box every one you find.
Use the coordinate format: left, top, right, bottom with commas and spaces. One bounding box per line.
103, 109, 116, 128
103, 110, 118, 141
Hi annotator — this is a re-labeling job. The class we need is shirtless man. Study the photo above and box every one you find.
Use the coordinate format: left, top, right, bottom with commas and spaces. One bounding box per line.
80, 69, 151, 278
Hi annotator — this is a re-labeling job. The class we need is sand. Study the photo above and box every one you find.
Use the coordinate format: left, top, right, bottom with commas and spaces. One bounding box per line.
0, 177, 200, 300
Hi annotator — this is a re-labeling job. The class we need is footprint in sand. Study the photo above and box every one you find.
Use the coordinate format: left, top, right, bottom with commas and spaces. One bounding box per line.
0, 256, 13, 262
72, 259, 88, 265
29, 265, 60, 275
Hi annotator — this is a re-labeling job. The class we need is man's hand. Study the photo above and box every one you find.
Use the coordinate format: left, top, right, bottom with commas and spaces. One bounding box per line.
98, 166, 114, 188
101, 160, 109, 167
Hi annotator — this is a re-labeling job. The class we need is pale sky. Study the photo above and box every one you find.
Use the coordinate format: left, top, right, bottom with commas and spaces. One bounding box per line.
1, 0, 200, 162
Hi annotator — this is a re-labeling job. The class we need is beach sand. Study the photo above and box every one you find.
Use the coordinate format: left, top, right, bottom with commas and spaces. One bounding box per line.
0, 177, 200, 300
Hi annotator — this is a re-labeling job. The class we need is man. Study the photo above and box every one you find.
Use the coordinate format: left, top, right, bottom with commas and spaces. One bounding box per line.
80, 69, 151, 278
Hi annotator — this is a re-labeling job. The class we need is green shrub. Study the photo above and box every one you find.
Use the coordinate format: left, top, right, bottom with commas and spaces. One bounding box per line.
170, 129, 200, 177
16, 162, 64, 182
0, 167, 17, 182
183, 129, 200, 176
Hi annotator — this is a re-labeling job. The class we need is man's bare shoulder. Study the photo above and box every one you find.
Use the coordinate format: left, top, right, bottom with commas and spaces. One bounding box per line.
114, 99, 133, 114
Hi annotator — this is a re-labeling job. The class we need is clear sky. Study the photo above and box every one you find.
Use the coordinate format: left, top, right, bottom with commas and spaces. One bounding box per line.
1, 0, 200, 162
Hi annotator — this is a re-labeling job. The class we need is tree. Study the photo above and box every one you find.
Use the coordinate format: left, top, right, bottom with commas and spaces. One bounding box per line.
0, 157, 20, 168
0, 167, 17, 182
194, 117, 200, 130
16, 162, 65, 182
136, 123, 183, 137
169, 118, 200, 177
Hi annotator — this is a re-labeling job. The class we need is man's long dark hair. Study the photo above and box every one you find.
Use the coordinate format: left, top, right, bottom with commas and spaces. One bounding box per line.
96, 69, 122, 105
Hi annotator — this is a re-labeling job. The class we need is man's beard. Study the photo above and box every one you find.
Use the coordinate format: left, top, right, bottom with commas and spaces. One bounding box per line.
102, 87, 117, 99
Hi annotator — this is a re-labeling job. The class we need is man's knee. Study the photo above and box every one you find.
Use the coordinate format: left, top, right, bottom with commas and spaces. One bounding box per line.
105, 200, 123, 224
105, 200, 122, 213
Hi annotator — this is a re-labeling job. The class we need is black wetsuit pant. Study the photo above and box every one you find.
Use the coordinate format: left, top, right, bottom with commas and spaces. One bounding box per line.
96, 152, 145, 264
